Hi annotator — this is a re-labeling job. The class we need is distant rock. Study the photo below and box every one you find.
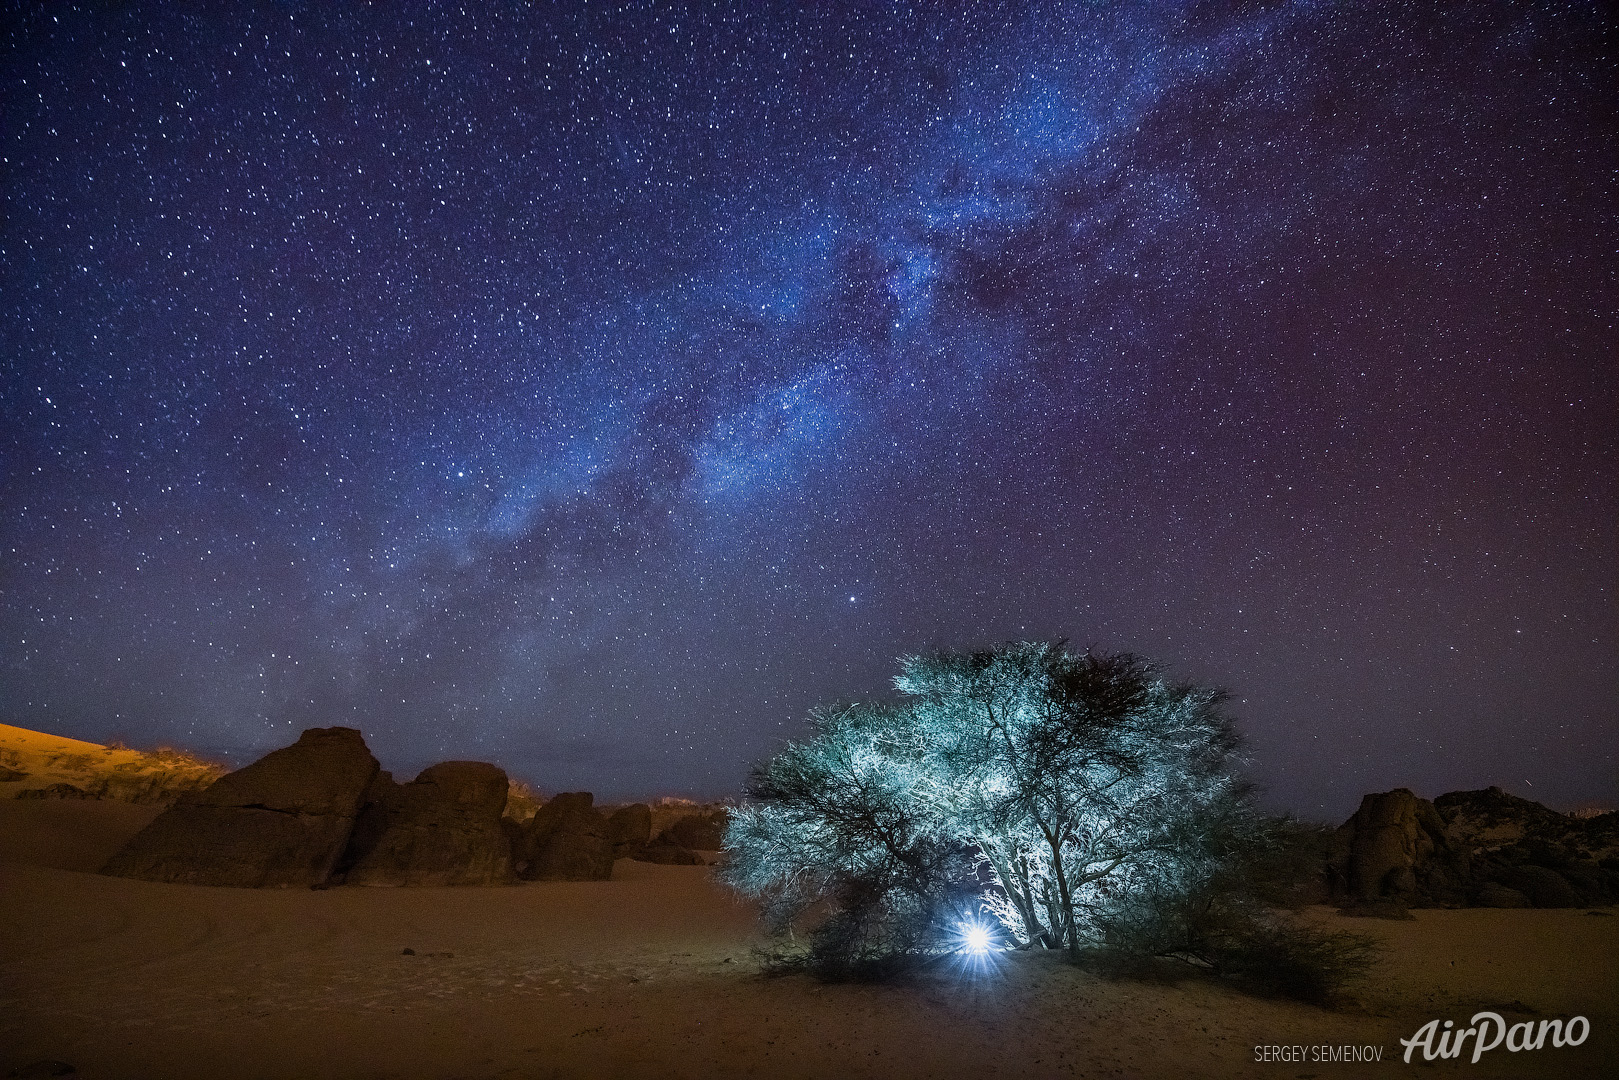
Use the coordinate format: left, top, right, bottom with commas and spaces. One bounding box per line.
1473, 881, 1531, 908
657, 808, 729, 851
89, 754, 223, 804
1435, 787, 1573, 852
1328, 789, 1466, 906
1440, 788, 1619, 908
1329, 785, 1619, 909
100, 727, 379, 888
16, 782, 94, 800
1497, 865, 1583, 908
607, 803, 652, 858
341, 761, 515, 887
514, 791, 614, 881
632, 842, 706, 865
0, 723, 224, 805
503, 779, 543, 825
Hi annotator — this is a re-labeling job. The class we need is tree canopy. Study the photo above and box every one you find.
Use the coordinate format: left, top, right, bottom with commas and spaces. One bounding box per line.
723, 642, 1371, 996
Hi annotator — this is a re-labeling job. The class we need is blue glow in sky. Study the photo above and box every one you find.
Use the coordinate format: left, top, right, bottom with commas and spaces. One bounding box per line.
3, 2, 1613, 814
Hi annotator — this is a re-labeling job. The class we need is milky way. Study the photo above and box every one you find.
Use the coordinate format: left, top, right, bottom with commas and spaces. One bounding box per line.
3, 2, 1613, 815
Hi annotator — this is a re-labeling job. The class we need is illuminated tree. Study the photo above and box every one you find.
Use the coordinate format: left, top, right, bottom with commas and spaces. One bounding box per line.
893, 644, 1247, 960
720, 701, 979, 978
724, 642, 1372, 995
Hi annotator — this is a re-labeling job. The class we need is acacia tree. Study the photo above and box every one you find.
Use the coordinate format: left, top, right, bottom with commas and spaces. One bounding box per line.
724, 642, 1372, 994
721, 701, 979, 977
894, 644, 1249, 960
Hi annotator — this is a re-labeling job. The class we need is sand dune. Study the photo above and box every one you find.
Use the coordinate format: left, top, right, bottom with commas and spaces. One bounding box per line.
0, 722, 224, 805
1, 800, 1615, 1079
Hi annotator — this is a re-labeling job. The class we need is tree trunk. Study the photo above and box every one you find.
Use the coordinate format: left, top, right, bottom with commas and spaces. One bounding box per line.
1041, 889, 1063, 949
987, 847, 1046, 947
1047, 831, 1082, 960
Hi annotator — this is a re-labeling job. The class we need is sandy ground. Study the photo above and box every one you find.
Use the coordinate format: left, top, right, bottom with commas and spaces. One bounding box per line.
1, 802, 1615, 1079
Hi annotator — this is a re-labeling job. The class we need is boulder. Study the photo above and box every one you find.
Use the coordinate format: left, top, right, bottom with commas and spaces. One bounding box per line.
1435, 787, 1572, 852
1326, 785, 1619, 909
334, 769, 401, 872
100, 727, 378, 888
341, 762, 514, 887
633, 842, 706, 865
1434, 788, 1619, 906
1496, 865, 1583, 909
16, 782, 93, 800
93, 761, 221, 804
1328, 789, 1461, 905
658, 808, 729, 851
514, 792, 613, 881
503, 780, 542, 825
1473, 881, 1531, 908
607, 803, 652, 858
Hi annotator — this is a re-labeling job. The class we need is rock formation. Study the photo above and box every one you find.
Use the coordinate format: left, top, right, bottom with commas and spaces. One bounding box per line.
16, 782, 95, 800
340, 761, 514, 886
627, 805, 731, 864
633, 842, 707, 865
657, 808, 729, 851
606, 802, 652, 859
1437, 787, 1619, 908
1328, 788, 1464, 905
1329, 785, 1619, 910
513, 791, 614, 881
1436, 786, 1614, 855
502, 780, 542, 825
101, 727, 379, 888
94, 728, 642, 887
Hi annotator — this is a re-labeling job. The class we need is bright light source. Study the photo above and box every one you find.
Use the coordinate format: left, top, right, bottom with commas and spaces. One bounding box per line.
962, 923, 991, 954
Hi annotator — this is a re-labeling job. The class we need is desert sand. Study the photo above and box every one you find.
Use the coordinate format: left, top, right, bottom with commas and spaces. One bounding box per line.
0, 723, 224, 805
1, 798, 1614, 1079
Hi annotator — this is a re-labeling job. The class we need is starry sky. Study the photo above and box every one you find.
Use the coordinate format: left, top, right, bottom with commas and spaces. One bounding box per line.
3, 2, 1613, 817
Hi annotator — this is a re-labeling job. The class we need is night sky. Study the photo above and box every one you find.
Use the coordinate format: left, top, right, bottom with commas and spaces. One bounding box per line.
3, 2, 1613, 818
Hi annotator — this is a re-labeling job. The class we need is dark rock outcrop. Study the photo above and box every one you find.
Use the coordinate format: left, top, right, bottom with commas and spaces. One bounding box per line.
1329, 785, 1619, 909
633, 842, 706, 865
340, 761, 514, 887
1473, 881, 1531, 908
503, 780, 542, 825
1328, 789, 1465, 906
335, 769, 402, 874
100, 727, 378, 888
514, 792, 614, 881
16, 782, 93, 800
607, 803, 652, 859
1436, 787, 1576, 852
1436, 787, 1619, 908
1497, 865, 1582, 908
657, 808, 729, 851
